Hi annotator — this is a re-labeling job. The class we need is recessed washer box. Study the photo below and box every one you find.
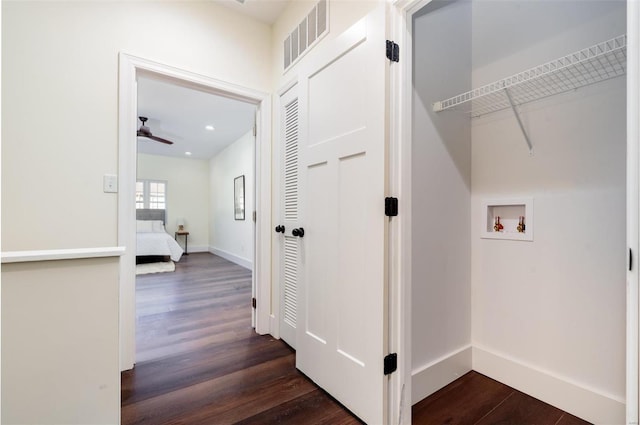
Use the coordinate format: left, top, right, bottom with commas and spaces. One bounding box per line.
481, 198, 533, 241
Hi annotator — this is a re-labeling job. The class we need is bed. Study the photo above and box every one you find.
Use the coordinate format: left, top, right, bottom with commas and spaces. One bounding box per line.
136, 209, 184, 263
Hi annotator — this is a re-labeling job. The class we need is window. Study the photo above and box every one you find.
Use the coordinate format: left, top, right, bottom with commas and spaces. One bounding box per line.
136, 180, 167, 209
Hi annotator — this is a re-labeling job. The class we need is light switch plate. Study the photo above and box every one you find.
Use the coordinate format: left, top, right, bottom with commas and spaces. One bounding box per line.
103, 174, 118, 193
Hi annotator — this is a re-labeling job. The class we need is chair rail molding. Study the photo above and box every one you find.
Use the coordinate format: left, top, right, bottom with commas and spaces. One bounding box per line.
1, 247, 126, 263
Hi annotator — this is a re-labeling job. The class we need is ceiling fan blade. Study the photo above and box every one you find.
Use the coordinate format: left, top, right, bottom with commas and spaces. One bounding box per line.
146, 135, 174, 145
136, 117, 174, 145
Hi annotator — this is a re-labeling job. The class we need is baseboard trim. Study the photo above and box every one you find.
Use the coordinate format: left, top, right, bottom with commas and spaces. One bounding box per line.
186, 245, 209, 254
472, 345, 625, 424
411, 345, 472, 405
208, 247, 253, 270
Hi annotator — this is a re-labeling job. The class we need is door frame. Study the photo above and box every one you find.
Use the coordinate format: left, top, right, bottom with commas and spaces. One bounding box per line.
627, 1, 640, 422
391, 0, 640, 423
118, 53, 272, 371
388, 1, 436, 423
388, 2, 416, 424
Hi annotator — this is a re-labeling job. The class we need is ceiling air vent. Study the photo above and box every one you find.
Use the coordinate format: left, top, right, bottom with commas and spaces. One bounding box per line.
283, 0, 328, 70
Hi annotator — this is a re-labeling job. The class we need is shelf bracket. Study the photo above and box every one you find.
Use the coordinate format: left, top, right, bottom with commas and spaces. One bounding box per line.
504, 88, 533, 154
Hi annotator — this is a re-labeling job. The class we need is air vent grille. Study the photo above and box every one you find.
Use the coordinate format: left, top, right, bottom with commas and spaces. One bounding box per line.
283, 0, 328, 70
284, 36, 291, 70
307, 7, 317, 46
299, 19, 308, 53
291, 27, 299, 62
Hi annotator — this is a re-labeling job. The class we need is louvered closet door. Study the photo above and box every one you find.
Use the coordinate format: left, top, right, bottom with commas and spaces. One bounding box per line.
279, 84, 300, 348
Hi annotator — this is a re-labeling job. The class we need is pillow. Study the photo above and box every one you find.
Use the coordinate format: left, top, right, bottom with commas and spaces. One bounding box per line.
151, 220, 166, 233
136, 220, 153, 233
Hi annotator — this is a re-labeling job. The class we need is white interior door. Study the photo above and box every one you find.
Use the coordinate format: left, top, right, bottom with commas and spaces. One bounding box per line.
278, 84, 300, 348
295, 6, 389, 424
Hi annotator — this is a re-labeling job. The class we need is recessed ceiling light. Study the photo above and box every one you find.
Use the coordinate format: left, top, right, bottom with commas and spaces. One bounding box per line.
205, 125, 215, 131
185, 152, 192, 156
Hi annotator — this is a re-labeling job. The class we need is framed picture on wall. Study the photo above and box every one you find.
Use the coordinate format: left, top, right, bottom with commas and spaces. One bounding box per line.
234, 175, 245, 220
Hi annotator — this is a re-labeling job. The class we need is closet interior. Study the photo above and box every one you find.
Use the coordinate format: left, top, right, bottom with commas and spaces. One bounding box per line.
411, 1, 627, 423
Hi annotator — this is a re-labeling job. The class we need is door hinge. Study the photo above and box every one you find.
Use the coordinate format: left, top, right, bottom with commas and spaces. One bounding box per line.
252, 297, 257, 309
630, 248, 633, 271
253, 211, 257, 222
253, 124, 257, 137
386, 40, 399, 63
385, 197, 398, 217
384, 353, 397, 375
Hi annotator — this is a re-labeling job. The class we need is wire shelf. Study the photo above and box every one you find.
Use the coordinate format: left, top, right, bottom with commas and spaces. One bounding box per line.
433, 35, 627, 118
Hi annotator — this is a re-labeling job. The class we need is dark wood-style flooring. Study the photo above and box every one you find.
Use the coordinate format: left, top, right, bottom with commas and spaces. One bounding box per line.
122, 252, 592, 425
121, 253, 361, 424
412, 371, 592, 425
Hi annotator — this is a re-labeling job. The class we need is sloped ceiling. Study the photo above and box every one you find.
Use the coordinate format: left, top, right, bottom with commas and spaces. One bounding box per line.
137, 76, 256, 160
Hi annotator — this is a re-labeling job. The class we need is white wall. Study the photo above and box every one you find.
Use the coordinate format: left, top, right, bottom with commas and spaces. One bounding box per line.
470, 2, 627, 422
137, 153, 210, 251
209, 131, 255, 269
2, 1, 271, 251
2, 259, 120, 425
2, 2, 271, 423
471, 80, 626, 423
411, 0, 473, 403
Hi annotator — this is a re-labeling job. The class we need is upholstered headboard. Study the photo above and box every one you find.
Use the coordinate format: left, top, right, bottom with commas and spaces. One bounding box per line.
136, 209, 166, 224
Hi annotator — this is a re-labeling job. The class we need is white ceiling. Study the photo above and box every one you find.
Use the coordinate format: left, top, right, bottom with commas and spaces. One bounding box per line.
137, 76, 256, 160
471, 0, 626, 70
216, 0, 290, 25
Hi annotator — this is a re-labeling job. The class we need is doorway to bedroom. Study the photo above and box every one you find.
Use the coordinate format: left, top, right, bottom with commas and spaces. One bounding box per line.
133, 74, 257, 364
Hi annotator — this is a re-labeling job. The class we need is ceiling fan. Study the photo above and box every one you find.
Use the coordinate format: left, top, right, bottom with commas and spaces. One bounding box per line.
137, 117, 174, 145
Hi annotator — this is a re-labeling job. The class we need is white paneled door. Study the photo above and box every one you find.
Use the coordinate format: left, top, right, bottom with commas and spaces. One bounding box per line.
295, 6, 389, 424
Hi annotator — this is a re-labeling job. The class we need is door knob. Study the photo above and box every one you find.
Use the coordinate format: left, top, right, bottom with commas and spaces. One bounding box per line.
292, 227, 304, 238
275, 225, 285, 233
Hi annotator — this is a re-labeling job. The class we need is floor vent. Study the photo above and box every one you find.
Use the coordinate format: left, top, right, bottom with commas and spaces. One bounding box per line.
283, 0, 328, 71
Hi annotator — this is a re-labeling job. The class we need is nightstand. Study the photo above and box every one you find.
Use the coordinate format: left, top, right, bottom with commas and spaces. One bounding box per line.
175, 231, 190, 255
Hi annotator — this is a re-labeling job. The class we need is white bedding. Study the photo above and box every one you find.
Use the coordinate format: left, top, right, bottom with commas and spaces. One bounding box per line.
137, 232, 184, 262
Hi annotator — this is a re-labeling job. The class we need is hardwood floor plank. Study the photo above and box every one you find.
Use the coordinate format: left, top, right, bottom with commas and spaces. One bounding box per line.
164, 375, 319, 424
412, 371, 513, 425
555, 412, 593, 425
475, 390, 564, 425
123, 356, 317, 425
412, 371, 593, 425
135, 328, 239, 363
123, 334, 293, 405
234, 389, 364, 425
